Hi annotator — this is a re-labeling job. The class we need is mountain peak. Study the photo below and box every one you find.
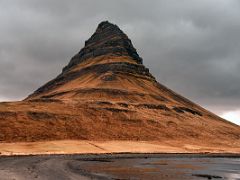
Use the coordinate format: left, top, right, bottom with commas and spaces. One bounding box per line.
95, 21, 118, 32
63, 21, 142, 72
2, 21, 240, 148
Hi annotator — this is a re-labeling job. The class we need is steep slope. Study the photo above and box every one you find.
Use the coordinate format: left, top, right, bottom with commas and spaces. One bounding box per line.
0, 21, 239, 149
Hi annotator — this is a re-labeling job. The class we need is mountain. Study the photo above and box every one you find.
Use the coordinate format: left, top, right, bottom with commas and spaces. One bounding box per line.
0, 21, 239, 148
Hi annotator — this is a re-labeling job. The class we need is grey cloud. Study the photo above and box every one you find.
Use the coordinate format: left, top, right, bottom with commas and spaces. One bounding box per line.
0, 0, 240, 118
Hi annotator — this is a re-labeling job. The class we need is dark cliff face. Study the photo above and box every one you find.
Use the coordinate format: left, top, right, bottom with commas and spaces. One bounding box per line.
62, 21, 143, 72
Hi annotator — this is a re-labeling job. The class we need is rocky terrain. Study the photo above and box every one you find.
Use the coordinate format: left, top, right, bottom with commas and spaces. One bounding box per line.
0, 21, 239, 151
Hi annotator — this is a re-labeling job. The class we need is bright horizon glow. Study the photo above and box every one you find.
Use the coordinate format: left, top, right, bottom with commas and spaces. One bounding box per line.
221, 110, 240, 125
0, 97, 10, 102
0, 96, 18, 102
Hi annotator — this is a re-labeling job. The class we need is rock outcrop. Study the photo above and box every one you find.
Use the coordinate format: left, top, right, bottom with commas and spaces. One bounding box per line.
63, 21, 142, 72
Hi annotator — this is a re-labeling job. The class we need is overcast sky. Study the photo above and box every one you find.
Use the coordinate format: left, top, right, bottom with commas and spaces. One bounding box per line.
0, 0, 239, 125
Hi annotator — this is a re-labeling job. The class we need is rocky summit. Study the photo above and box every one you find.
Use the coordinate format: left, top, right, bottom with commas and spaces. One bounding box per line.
63, 21, 143, 72
0, 21, 239, 148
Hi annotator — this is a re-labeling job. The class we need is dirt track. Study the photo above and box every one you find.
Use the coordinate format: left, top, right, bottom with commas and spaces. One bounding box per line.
1, 140, 240, 156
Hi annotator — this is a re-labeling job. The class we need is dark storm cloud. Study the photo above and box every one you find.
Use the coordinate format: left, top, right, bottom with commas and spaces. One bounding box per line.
0, 0, 240, 116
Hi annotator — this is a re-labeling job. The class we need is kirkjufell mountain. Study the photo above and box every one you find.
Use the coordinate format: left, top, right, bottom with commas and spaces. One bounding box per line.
0, 21, 239, 146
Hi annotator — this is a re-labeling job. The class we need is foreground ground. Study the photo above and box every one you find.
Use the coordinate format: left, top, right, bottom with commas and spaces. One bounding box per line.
0, 140, 240, 156
0, 154, 239, 180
